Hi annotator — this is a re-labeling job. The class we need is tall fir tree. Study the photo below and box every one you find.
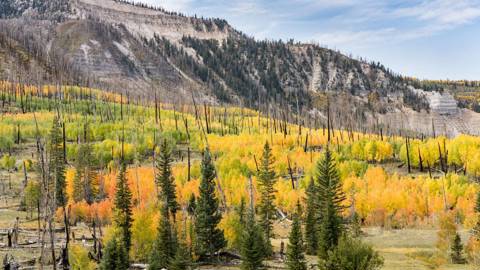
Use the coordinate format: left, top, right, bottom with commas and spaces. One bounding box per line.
114, 160, 133, 254
257, 142, 276, 256
156, 139, 179, 218
316, 148, 346, 260
187, 194, 196, 216
100, 237, 129, 270
48, 116, 70, 267
304, 177, 318, 255
240, 209, 266, 270
72, 124, 98, 204
237, 197, 247, 224
286, 202, 307, 270
49, 116, 66, 209
450, 233, 466, 264
149, 206, 178, 270
170, 238, 192, 270
194, 148, 226, 260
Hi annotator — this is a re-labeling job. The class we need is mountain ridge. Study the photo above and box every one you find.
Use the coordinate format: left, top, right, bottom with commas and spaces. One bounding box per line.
1, 0, 480, 136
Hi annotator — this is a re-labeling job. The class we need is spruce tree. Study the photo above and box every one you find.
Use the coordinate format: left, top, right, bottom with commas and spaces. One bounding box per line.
350, 212, 362, 238
114, 161, 133, 254
72, 124, 98, 204
316, 148, 346, 260
240, 210, 266, 270
194, 148, 226, 260
187, 194, 196, 216
49, 117, 70, 267
450, 233, 466, 264
286, 202, 307, 270
100, 237, 129, 270
238, 197, 246, 224
304, 177, 318, 255
49, 117, 66, 209
170, 239, 192, 270
257, 142, 276, 256
156, 139, 179, 218
149, 206, 178, 270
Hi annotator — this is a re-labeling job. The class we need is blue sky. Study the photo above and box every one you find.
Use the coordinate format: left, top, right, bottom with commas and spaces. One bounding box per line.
138, 0, 480, 80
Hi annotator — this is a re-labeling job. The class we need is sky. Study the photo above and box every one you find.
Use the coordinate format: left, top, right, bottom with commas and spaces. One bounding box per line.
137, 0, 480, 80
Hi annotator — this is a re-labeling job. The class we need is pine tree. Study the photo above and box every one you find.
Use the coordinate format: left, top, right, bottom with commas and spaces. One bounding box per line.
149, 206, 178, 269
72, 170, 84, 203
350, 212, 362, 238
257, 142, 276, 256
187, 194, 196, 216
170, 239, 192, 270
114, 161, 133, 254
156, 139, 179, 218
316, 148, 346, 260
194, 148, 226, 260
238, 197, 246, 224
100, 237, 129, 270
304, 177, 318, 255
240, 210, 266, 270
49, 117, 66, 209
49, 116, 70, 266
72, 124, 98, 204
286, 202, 307, 270
450, 233, 466, 264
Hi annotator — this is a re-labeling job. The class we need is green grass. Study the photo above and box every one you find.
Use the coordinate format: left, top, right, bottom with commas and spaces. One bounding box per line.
363, 227, 473, 270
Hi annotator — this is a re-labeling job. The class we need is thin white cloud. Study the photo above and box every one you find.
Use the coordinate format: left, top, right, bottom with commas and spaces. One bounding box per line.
313, 28, 396, 49
310, 0, 480, 52
228, 1, 267, 15
393, 0, 480, 25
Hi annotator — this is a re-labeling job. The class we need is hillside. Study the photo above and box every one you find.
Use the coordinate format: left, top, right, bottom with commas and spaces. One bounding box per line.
0, 1, 419, 102
0, 81, 478, 270
0, 0, 479, 136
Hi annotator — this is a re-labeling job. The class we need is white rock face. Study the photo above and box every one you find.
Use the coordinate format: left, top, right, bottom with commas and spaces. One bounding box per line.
428, 91, 458, 115
72, 0, 233, 42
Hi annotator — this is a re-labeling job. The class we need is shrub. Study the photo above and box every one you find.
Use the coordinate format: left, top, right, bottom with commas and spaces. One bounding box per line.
319, 236, 383, 270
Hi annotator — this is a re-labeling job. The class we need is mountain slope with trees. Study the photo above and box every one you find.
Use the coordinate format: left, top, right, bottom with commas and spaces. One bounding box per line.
0, 0, 430, 113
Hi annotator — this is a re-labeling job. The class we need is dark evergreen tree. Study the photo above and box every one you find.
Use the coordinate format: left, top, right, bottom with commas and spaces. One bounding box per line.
286, 202, 307, 270
156, 139, 179, 218
240, 210, 266, 270
304, 177, 318, 255
194, 148, 226, 260
149, 206, 178, 269
187, 193, 196, 216
100, 237, 129, 270
450, 233, 466, 264
316, 148, 346, 260
170, 239, 192, 270
114, 161, 133, 254
257, 142, 276, 256
49, 116, 66, 209
237, 197, 246, 224
72, 124, 98, 204
49, 116, 70, 267
350, 212, 362, 238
